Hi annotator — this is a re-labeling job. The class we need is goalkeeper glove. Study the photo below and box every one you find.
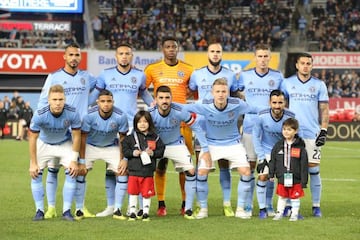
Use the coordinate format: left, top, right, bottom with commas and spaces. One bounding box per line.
315, 129, 327, 147
257, 159, 268, 174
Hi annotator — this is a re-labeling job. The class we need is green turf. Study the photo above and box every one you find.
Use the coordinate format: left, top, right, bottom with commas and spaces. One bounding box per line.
0, 140, 359, 240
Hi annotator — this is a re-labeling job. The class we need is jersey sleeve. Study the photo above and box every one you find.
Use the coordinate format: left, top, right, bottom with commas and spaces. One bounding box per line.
38, 74, 53, 109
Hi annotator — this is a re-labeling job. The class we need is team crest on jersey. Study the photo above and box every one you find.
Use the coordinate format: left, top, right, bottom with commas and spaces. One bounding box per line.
171, 118, 179, 126
268, 80, 275, 87
110, 122, 117, 130
228, 111, 235, 119
178, 71, 185, 78
63, 120, 70, 128
131, 77, 137, 84
80, 78, 86, 85
309, 86, 316, 93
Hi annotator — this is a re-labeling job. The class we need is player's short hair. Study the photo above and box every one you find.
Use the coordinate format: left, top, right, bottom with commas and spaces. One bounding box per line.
296, 52, 313, 62
156, 85, 172, 96
98, 89, 113, 98
133, 110, 156, 133
116, 42, 133, 50
48, 84, 64, 94
270, 89, 285, 98
207, 42, 222, 50
254, 43, 271, 52
283, 118, 299, 131
65, 42, 80, 50
161, 36, 178, 46
212, 77, 228, 87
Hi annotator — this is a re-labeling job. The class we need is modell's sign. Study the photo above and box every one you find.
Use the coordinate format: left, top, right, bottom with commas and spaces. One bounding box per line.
0, 20, 71, 31
0, 49, 87, 74
312, 53, 360, 69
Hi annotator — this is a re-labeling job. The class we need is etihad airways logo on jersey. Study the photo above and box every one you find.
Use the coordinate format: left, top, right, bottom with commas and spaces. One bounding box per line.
289, 93, 317, 99
207, 118, 235, 127
159, 78, 184, 83
64, 87, 87, 95
109, 84, 138, 90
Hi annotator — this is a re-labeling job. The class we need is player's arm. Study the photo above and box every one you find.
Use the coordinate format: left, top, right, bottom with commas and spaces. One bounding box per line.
37, 74, 52, 109
139, 88, 154, 106
69, 129, 81, 177
29, 130, 40, 179
315, 102, 329, 146
118, 132, 128, 175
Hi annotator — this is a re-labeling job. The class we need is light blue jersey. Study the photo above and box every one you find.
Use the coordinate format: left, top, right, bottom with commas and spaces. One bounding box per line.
38, 69, 96, 119
149, 103, 208, 151
81, 106, 129, 147
281, 74, 329, 139
189, 66, 238, 100
252, 108, 295, 160
184, 97, 254, 146
30, 104, 81, 145
239, 68, 283, 134
95, 67, 153, 126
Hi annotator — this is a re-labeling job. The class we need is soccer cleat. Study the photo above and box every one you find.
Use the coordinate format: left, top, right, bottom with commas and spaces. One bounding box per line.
44, 206, 57, 219
137, 209, 143, 219
289, 214, 298, 221
157, 206, 167, 217
266, 206, 275, 217
297, 213, 304, 220
128, 213, 136, 221
235, 208, 251, 219
259, 209, 267, 219
113, 209, 127, 220
195, 208, 208, 219
283, 206, 292, 217
96, 206, 114, 217
142, 213, 150, 222
223, 206, 235, 217
33, 209, 44, 221
74, 209, 85, 221
62, 209, 75, 221
244, 205, 253, 217
184, 209, 195, 220
273, 212, 283, 221
312, 207, 322, 217
82, 207, 95, 218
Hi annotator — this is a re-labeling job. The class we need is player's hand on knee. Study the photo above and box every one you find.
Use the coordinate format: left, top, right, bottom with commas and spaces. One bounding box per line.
29, 163, 40, 179
256, 159, 268, 174
315, 129, 327, 146
200, 151, 212, 168
69, 161, 79, 177
118, 159, 128, 175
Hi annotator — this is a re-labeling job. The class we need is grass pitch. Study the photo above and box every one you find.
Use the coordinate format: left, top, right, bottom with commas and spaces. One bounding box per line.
0, 140, 359, 240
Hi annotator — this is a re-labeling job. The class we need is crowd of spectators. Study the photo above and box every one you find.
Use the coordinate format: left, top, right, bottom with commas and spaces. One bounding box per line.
306, 0, 360, 51
313, 69, 360, 98
97, 0, 294, 51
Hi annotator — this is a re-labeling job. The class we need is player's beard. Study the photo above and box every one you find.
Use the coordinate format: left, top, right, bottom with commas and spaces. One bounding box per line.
209, 59, 221, 67
119, 63, 130, 68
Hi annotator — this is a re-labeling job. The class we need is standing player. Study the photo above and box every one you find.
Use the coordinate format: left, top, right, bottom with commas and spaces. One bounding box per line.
252, 90, 295, 219
184, 78, 258, 219
91, 43, 153, 217
239, 43, 283, 216
149, 86, 210, 219
281, 52, 329, 217
38, 43, 96, 219
189, 42, 239, 217
29, 85, 80, 221
75, 90, 129, 220
145, 37, 194, 216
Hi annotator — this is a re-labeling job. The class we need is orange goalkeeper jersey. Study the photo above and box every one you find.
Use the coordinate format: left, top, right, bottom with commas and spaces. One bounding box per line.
144, 59, 194, 104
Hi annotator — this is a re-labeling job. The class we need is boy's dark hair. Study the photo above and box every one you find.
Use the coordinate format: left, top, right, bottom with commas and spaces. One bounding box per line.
283, 117, 299, 130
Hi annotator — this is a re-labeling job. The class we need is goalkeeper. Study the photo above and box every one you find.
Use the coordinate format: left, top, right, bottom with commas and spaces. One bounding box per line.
252, 90, 296, 219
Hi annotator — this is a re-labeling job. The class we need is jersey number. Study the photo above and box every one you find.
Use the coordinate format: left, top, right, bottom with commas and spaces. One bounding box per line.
312, 149, 321, 160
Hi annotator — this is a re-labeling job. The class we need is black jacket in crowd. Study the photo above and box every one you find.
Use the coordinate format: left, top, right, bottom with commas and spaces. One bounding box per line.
122, 130, 165, 177
269, 136, 309, 188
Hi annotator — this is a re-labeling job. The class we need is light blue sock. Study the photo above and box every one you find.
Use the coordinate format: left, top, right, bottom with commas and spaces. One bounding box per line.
46, 168, 59, 207
63, 170, 77, 212
75, 175, 86, 210
31, 171, 44, 211
219, 168, 231, 204
185, 174, 196, 211
309, 165, 322, 206
237, 175, 251, 209
114, 175, 128, 210
105, 170, 116, 207
196, 175, 208, 209
245, 171, 255, 209
138, 194, 143, 209
256, 180, 267, 209
266, 180, 275, 208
